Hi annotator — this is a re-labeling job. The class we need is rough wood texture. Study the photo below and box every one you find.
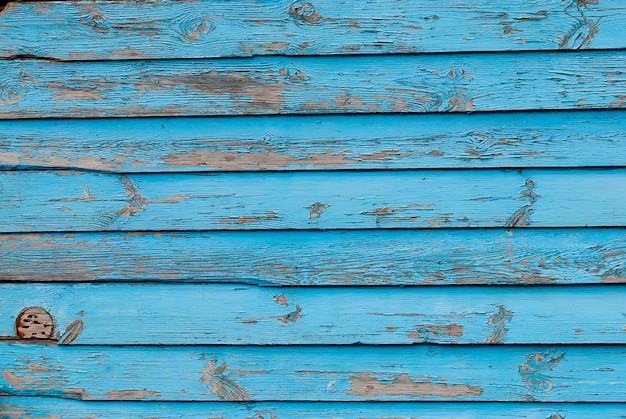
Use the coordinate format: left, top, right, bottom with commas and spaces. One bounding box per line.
0, 0, 623, 60
1, 283, 625, 345
1, 229, 624, 285
2, 52, 626, 119
3, 398, 626, 419
2, 169, 625, 232
2, 344, 626, 401
3, 110, 626, 172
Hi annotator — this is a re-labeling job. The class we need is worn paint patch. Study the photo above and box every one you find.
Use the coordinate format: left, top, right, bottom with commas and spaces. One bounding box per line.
219, 211, 279, 225
59, 320, 84, 345
276, 304, 302, 324
118, 175, 148, 218
519, 349, 565, 394
3, 365, 65, 392
408, 324, 463, 342
273, 294, 288, 306
199, 359, 248, 401
345, 373, 483, 398
505, 204, 533, 227
105, 389, 160, 400
486, 305, 513, 343
307, 202, 329, 219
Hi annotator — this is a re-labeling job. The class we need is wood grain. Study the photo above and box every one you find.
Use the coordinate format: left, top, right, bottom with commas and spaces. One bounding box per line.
1, 169, 625, 232
3, 398, 626, 419
3, 110, 626, 172
1, 283, 625, 345
2, 52, 626, 119
2, 344, 626, 401
1, 229, 624, 285
0, 0, 623, 60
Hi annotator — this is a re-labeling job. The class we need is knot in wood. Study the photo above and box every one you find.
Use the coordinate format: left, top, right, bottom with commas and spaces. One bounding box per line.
289, 2, 322, 25
180, 16, 215, 42
15, 307, 55, 339
87, 13, 111, 33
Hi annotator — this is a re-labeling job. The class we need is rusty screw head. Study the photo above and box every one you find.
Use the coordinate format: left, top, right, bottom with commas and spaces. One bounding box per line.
15, 307, 55, 339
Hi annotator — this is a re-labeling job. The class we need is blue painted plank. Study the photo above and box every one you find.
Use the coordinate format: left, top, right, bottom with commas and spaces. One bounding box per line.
2, 229, 623, 285
1, 169, 625, 232
0, 0, 623, 59
3, 110, 626, 172
2, 344, 626, 401
1, 283, 625, 345
2, 52, 626, 119
3, 398, 626, 419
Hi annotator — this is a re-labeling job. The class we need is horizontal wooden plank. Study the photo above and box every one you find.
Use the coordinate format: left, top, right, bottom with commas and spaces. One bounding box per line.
2, 169, 625, 232
1, 0, 624, 60
2, 229, 624, 285
1, 52, 626, 119
2, 344, 626, 401
1, 283, 625, 345
3, 399, 626, 419
3, 110, 626, 172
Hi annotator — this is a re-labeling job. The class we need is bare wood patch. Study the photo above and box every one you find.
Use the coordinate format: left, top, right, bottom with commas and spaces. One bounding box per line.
408, 324, 463, 341
273, 294, 288, 306
486, 305, 513, 344
505, 205, 533, 227
59, 320, 84, 345
307, 202, 329, 219
218, 211, 279, 225
199, 359, 248, 401
276, 304, 302, 324
105, 389, 160, 400
519, 350, 565, 394
345, 372, 483, 398
118, 175, 148, 218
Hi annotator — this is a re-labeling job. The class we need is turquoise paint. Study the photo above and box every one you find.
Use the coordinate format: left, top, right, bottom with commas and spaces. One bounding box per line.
2, 110, 626, 172
2, 0, 625, 413
1, 344, 626, 401
0, 0, 623, 59
0, 283, 625, 345
1, 51, 626, 119
1, 169, 625, 231
2, 228, 623, 285
3, 399, 626, 419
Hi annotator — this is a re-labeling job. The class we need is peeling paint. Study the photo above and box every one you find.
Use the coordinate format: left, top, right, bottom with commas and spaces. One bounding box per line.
519, 349, 565, 393
276, 304, 302, 324
59, 320, 84, 345
105, 389, 160, 400
505, 205, 533, 227
273, 294, 288, 306
345, 373, 483, 398
199, 359, 248, 401
408, 324, 463, 341
118, 175, 148, 218
486, 305, 513, 343
307, 202, 329, 219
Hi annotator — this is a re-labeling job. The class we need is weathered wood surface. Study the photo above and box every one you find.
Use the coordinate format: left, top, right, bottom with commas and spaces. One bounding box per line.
2, 344, 626, 401
3, 229, 623, 285
3, 110, 626, 172
1, 283, 625, 345
2, 52, 626, 119
3, 399, 626, 419
2, 169, 625, 232
0, 0, 623, 60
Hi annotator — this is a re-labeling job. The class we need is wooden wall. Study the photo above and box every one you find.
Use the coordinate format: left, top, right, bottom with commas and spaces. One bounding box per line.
1, 0, 626, 417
